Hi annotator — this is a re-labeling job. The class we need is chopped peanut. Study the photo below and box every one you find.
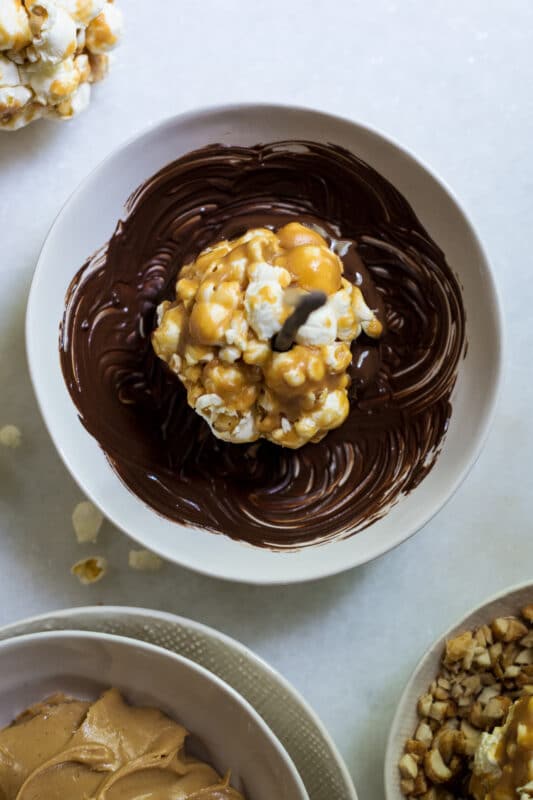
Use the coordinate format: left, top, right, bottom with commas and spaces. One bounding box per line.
492, 616, 529, 643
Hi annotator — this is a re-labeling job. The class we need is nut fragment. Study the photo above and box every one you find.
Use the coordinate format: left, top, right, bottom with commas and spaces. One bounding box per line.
405, 739, 428, 761
72, 500, 103, 544
400, 778, 415, 795
0, 424, 21, 448
424, 748, 452, 784
429, 702, 449, 722
460, 720, 481, 755
477, 684, 502, 705
418, 693, 433, 718
128, 549, 163, 572
475, 649, 491, 668
492, 617, 529, 643
445, 631, 473, 664
463, 675, 481, 696
484, 695, 512, 720
412, 773, 428, 796
71, 556, 107, 585
415, 721, 434, 748
399, 753, 419, 780
433, 729, 464, 763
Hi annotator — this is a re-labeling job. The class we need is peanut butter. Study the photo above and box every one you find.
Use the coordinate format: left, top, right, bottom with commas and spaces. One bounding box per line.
0, 688, 244, 799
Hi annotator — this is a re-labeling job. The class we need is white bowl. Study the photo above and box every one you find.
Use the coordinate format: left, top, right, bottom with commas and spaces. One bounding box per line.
26, 103, 503, 584
0, 605, 358, 800
385, 581, 533, 800
0, 629, 308, 800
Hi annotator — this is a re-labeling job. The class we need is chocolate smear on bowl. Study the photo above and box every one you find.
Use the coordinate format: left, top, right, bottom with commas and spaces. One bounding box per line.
60, 141, 466, 549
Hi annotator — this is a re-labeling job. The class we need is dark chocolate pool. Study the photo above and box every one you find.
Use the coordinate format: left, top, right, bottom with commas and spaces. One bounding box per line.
60, 141, 466, 549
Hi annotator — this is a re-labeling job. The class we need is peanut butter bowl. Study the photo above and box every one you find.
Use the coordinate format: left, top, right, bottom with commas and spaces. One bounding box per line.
0, 630, 309, 800
26, 105, 502, 582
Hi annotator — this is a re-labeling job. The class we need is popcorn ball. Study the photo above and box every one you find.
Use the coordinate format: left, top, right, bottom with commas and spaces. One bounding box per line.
152, 223, 383, 449
0, 0, 122, 130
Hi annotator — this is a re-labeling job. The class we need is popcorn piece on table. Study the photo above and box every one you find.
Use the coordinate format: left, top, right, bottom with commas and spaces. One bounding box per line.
71, 555, 107, 585
0, 424, 22, 448
0, 0, 122, 130
128, 549, 164, 572
72, 499, 103, 543
152, 222, 383, 449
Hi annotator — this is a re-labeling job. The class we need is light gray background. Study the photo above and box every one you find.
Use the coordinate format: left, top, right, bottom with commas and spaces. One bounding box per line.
0, 2, 531, 797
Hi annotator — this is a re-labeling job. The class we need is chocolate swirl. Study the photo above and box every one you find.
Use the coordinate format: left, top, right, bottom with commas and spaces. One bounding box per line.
60, 141, 465, 549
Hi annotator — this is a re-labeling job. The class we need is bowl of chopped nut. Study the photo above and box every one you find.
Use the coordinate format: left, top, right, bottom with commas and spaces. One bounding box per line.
27, 103, 502, 583
385, 582, 533, 800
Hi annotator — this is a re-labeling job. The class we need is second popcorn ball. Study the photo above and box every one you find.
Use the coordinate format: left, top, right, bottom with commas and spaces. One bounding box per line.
152, 223, 383, 449
0, 0, 122, 130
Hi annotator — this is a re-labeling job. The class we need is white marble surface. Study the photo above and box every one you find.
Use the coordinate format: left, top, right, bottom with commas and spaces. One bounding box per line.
0, 2, 532, 797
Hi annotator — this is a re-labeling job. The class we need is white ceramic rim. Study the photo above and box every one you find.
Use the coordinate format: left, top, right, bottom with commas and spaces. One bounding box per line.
25, 102, 505, 584
0, 604, 357, 800
0, 626, 309, 799
384, 580, 533, 799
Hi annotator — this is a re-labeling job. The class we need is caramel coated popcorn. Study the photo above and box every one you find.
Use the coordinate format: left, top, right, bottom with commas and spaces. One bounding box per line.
0, 0, 122, 130
152, 223, 382, 448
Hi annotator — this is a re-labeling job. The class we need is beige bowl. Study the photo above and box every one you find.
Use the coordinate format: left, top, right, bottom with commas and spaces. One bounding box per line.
385, 581, 533, 799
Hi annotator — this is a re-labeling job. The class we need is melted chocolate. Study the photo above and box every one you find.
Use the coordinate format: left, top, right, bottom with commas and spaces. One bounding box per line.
60, 141, 465, 549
